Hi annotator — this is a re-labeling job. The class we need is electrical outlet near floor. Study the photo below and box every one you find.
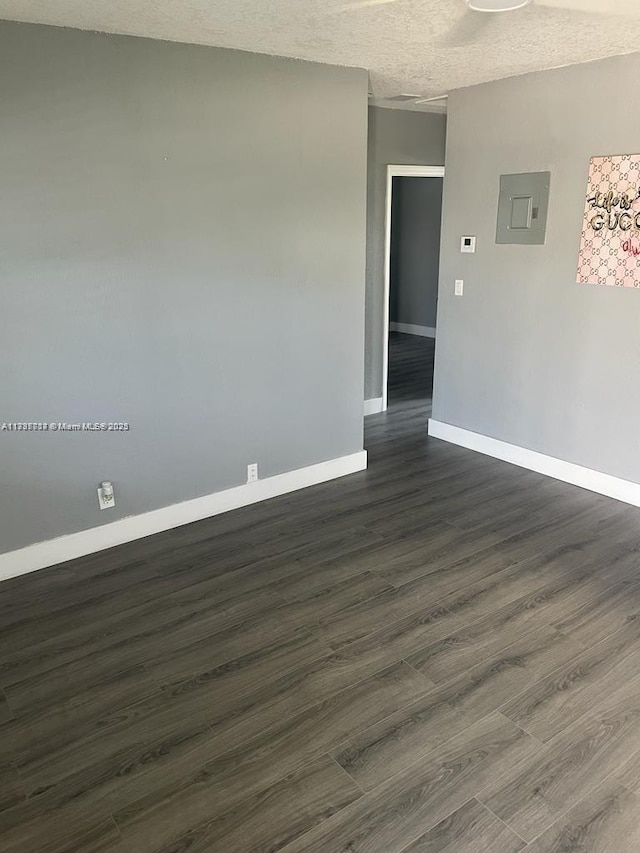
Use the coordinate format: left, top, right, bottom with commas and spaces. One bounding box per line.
247, 463, 258, 483
97, 481, 116, 510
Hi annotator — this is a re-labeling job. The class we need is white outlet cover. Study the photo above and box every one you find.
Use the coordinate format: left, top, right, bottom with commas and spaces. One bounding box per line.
455, 279, 464, 296
97, 487, 115, 510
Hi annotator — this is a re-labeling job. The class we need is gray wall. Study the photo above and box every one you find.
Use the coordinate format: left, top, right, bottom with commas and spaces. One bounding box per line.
365, 107, 447, 399
0, 22, 369, 554
433, 51, 640, 484
390, 176, 443, 330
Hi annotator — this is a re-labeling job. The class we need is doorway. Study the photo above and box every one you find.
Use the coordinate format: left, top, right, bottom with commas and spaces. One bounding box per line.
382, 165, 445, 415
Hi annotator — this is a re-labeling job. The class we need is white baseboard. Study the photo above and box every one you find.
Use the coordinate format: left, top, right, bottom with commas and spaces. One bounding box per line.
428, 419, 640, 509
0, 450, 368, 583
364, 397, 384, 416
390, 322, 436, 338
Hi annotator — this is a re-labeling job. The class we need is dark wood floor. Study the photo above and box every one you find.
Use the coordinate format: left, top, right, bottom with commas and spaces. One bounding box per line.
387, 330, 435, 409
3, 332, 640, 851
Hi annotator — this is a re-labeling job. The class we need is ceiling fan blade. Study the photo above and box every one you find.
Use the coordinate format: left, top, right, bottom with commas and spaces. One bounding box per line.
536, 0, 640, 15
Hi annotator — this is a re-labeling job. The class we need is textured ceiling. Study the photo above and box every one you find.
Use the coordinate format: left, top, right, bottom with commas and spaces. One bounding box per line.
1, 0, 639, 107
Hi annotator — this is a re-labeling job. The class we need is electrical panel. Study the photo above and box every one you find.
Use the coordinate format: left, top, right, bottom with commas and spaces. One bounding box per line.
496, 171, 551, 245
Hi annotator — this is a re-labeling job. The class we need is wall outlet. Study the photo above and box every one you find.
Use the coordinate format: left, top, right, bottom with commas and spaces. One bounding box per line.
455, 279, 464, 296
97, 481, 115, 510
247, 463, 258, 483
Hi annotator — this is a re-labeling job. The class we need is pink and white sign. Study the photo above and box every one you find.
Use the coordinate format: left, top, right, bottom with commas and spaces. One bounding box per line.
577, 154, 640, 288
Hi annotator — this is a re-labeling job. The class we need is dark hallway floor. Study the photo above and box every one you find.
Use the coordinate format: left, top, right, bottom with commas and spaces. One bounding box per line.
2, 342, 640, 850
387, 330, 435, 413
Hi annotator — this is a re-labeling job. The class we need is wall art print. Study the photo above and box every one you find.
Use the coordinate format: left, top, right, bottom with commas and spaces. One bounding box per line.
577, 154, 640, 288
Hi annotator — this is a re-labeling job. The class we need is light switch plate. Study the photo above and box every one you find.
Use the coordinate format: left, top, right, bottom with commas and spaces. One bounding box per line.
455, 279, 464, 296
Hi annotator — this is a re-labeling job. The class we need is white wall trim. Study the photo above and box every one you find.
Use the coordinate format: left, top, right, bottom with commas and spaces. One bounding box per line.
364, 397, 384, 416
390, 322, 436, 338
0, 450, 368, 583
382, 164, 445, 412
428, 419, 640, 509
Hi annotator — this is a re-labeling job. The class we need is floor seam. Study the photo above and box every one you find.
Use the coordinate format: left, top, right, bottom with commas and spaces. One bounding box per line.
400, 657, 438, 688
514, 766, 629, 848
327, 753, 367, 797
479, 798, 528, 844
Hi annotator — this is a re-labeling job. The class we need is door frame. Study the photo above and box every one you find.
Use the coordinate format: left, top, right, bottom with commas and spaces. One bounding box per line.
382, 164, 446, 411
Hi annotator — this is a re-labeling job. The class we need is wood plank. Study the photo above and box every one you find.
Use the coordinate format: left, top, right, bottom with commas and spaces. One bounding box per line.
2, 589, 281, 712
400, 798, 525, 853
479, 672, 640, 841
428, 625, 582, 722
404, 577, 583, 684
0, 664, 161, 771
312, 551, 566, 654
0, 690, 14, 724
117, 754, 361, 853
0, 765, 25, 813
0, 719, 208, 837
334, 625, 581, 791
373, 523, 504, 587
501, 620, 640, 742
20, 662, 426, 847
332, 689, 471, 793
0, 812, 121, 853
0, 584, 280, 689
613, 746, 640, 794
280, 712, 537, 853
201, 633, 436, 755
525, 777, 640, 853
552, 578, 640, 648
